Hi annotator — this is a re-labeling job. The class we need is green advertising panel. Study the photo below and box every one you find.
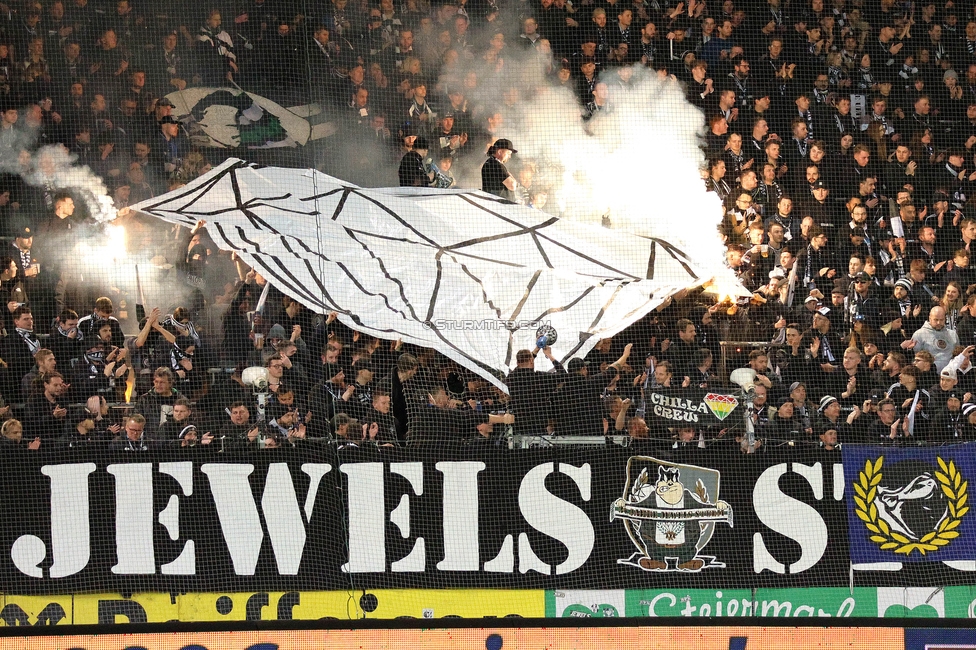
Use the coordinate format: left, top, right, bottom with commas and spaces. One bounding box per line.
548, 587, 976, 619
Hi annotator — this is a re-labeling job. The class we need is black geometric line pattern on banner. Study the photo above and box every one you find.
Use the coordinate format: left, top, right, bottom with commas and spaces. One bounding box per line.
646, 237, 699, 281
454, 194, 553, 272
342, 189, 440, 248
288, 235, 413, 322
646, 240, 657, 280
139, 160, 440, 334
229, 166, 281, 234
451, 193, 645, 282
427, 253, 444, 323
328, 187, 353, 221
186, 171, 628, 372
587, 283, 627, 333
339, 226, 491, 371
443, 214, 560, 254
299, 186, 351, 203
504, 270, 543, 367
133, 159, 695, 388
137, 159, 240, 216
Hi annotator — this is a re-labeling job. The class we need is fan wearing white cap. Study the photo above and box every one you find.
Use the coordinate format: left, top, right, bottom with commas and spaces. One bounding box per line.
796, 290, 822, 331
940, 346, 976, 397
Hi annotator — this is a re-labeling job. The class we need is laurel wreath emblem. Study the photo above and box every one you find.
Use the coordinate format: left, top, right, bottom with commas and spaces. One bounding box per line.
854, 456, 969, 556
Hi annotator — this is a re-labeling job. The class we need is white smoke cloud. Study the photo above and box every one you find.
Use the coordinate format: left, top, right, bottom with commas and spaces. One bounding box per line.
0, 109, 117, 222
516, 67, 727, 276
460, 60, 734, 289
23, 145, 117, 222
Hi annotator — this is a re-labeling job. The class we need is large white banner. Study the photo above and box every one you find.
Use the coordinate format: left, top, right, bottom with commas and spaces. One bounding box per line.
131, 159, 706, 388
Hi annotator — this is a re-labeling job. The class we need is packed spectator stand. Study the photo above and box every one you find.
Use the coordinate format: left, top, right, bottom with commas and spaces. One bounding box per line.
0, 0, 972, 454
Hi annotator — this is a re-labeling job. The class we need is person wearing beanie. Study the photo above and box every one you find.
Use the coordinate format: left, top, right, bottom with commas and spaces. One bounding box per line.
766, 395, 803, 438
884, 277, 920, 328
930, 391, 966, 442
959, 402, 976, 440
178, 423, 214, 448
816, 393, 860, 440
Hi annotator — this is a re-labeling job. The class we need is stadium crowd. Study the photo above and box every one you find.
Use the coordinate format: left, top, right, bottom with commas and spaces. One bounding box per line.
0, 0, 975, 453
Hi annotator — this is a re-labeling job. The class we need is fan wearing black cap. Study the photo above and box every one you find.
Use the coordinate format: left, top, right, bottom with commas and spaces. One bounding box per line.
398, 135, 431, 187
482, 138, 517, 200
435, 111, 467, 153
848, 270, 884, 329
10, 225, 39, 299
154, 115, 188, 175
816, 424, 840, 451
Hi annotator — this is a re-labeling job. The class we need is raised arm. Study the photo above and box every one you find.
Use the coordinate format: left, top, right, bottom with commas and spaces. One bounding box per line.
134, 307, 160, 348
609, 343, 634, 370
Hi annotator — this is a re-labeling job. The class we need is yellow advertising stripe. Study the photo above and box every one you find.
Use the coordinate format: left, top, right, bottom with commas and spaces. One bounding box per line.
356, 589, 545, 619
1, 590, 545, 625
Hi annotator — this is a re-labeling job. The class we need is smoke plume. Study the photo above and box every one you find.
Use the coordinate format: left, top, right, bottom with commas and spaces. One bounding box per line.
324, 21, 734, 287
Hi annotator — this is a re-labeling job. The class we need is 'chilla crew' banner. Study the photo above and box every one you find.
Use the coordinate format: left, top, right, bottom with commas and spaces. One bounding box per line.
641, 389, 741, 427
2, 443, 976, 595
